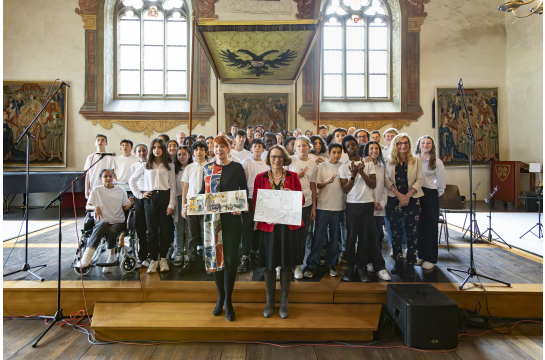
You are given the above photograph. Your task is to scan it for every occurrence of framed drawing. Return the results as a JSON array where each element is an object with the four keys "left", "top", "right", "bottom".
[
  {"left": 435, "top": 87, "right": 498, "bottom": 166},
  {"left": 224, "top": 93, "right": 288, "bottom": 133},
  {"left": 3, "top": 81, "right": 68, "bottom": 167}
]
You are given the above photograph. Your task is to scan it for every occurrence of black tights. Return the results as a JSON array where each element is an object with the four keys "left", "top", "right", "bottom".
[{"left": 213, "top": 265, "right": 237, "bottom": 314}]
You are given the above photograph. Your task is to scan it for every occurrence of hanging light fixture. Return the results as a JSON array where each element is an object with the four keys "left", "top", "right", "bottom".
[{"left": 498, "top": 0, "right": 543, "bottom": 18}]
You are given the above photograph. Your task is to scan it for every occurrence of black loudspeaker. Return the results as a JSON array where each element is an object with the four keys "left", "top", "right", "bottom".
[{"left": 387, "top": 284, "right": 458, "bottom": 349}]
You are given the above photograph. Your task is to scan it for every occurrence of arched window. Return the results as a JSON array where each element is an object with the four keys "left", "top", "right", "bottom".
[
  {"left": 116, "top": 0, "right": 188, "bottom": 98},
  {"left": 322, "top": 0, "right": 391, "bottom": 100}
]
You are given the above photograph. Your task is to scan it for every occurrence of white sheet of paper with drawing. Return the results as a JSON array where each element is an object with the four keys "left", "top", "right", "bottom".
[
  {"left": 187, "top": 190, "right": 248, "bottom": 215},
  {"left": 253, "top": 189, "right": 303, "bottom": 226}
]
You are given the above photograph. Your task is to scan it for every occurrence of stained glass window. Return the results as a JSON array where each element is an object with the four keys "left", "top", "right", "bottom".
[
  {"left": 322, "top": 0, "right": 390, "bottom": 100},
  {"left": 117, "top": 0, "right": 188, "bottom": 98}
]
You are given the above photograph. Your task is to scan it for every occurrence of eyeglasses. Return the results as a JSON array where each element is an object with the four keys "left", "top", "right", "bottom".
[
  {"left": 270, "top": 155, "right": 283, "bottom": 160},
  {"left": 397, "top": 141, "right": 409, "bottom": 146}
]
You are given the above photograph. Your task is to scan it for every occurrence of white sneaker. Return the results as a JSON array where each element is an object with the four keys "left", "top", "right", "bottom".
[
  {"left": 75, "top": 247, "right": 95, "bottom": 268},
  {"left": 102, "top": 255, "right": 116, "bottom": 274},
  {"left": 367, "top": 263, "right": 375, "bottom": 272},
  {"left": 136, "top": 259, "right": 143, "bottom": 269},
  {"left": 402, "top": 248, "right": 407, "bottom": 259},
  {"left": 147, "top": 260, "right": 158, "bottom": 273},
  {"left": 294, "top": 265, "right": 303, "bottom": 279},
  {"left": 329, "top": 266, "right": 338, "bottom": 277},
  {"left": 415, "top": 258, "right": 424, "bottom": 266},
  {"left": 142, "top": 258, "right": 151, "bottom": 268},
  {"left": 422, "top": 261, "right": 436, "bottom": 270},
  {"left": 276, "top": 266, "right": 281, "bottom": 280},
  {"left": 159, "top": 258, "right": 170, "bottom": 272},
  {"left": 377, "top": 270, "right": 391, "bottom": 281}
]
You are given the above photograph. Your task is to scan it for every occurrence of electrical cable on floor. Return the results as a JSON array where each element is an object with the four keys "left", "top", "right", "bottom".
[{"left": 3, "top": 211, "right": 27, "bottom": 270}]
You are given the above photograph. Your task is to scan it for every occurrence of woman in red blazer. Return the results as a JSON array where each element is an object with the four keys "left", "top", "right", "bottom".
[{"left": 252, "top": 144, "right": 304, "bottom": 320}]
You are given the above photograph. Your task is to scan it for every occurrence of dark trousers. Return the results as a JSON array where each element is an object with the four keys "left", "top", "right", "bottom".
[
  {"left": 134, "top": 198, "right": 148, "bottom": 261},
  {"left": 298, "top": 206, "right": 313, "bottom": 263},
  {"left": 241, "top": 205, "right": 258, "bottom": 257},
  {"left": 144, "top": 190, "right": 174, "bottom": 260},
  {"left": 374, "top": 216, "right": 385, "bottom": 248},
  {"left": 345, "top": 203, "right": 385, "bottom": 270},
  {"left": 306, "top": 210, "right": 342, "bottom": 269},
  {"left": 88, "top": 221, "right": 125, "bottom": 249},
  {"left": 386, "top": 197, "right": 421, "bottom": 264},
  {"left": 187, "top": 214, "right": 203, "bottom": 261},
  {"left": 417, "top": 188, "right": 439, "bottom": 264}
]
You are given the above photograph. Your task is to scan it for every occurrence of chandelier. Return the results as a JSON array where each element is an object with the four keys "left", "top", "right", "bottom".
[{"left": 498, "top": 0, "right": 543, "bottom": 18}]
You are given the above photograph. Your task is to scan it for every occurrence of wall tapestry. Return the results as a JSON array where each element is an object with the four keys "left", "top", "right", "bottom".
[
  {"left": 196, "top": 20, "right": 320, "bottom": 84},
  {"left": 225, "top": 93, "right": 288, "bottom": 133},
  {"left": 3, "top": 81, "right": 68, "bottom": 167},
  {"left": 435, "top": 88, "right": 498, "bottom": 166}
]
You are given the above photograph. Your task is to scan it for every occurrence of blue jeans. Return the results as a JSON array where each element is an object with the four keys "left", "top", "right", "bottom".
[
  {"left": 385, "top": 216, "right": 406, "bottom": 248},
  {"left": 306, "top": 210, "right": 342, "bottom": 269}
]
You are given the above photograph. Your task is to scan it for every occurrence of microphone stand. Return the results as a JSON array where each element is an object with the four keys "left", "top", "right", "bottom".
[
  {"left": 31, "top": 153, "right": 107, "bottom": 348},
  {"left": 4, "top": 80, "right": 70, "bottom": 281},
  {"left": 480, "top": 186, "right": 512, "bottom": 248},
  {"left": 447, "top": 78, "right": 511, "bottom": 290}
]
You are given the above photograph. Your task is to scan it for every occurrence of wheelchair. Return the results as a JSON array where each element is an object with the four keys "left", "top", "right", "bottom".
[{"left": 72, "top": 206, "right": 139, "bottom": 275}]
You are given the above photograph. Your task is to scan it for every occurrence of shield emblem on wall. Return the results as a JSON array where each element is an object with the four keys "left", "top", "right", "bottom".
[{"left": 495, "top": 165, "right": 510, "bottom": 182}]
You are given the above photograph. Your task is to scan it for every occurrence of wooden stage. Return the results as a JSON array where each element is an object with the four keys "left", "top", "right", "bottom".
[{"left": 3, "top": 217, "right": 543, "bottom": 341}]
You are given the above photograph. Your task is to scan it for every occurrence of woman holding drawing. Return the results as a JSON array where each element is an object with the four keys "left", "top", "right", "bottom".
[
  {"left": 252, "top": 144, "right": 305, "bottom": 319},
  {"left": 186, "top": 134, "right": 248, "bottom": 322}
]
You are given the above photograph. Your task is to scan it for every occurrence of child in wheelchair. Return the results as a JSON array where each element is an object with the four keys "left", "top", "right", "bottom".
[{"left": 75, "top": 168, "right": 134, "bottom": 273}]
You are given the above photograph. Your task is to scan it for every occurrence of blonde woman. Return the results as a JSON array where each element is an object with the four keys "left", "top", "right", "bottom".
[
  {"left": 385, "top": 134, "right": 423, "bottom": 277},
  {"left": 415, "top": 136, "right": 446, "bottom": 270}
]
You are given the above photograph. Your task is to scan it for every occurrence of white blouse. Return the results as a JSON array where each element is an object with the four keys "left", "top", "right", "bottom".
[
  {"left": 129, "top": 162, "right": 176, "bottom": 209},
  {"left": 421, "top": 157, "right": 446, "bottom": 196},
  {"left": 372, "top": 162, "right": 389, "bottom": 217}
]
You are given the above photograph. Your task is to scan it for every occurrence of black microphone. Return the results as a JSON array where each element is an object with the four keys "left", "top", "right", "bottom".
[
  {"left": 60, "top": 80, "right": 71, "bottom": 88},
  {"left": 457, "top": 78, "right": 463, "bottom": 92},
  {"left": 95, "top": 152, "right": 116, "bottom": 157}
]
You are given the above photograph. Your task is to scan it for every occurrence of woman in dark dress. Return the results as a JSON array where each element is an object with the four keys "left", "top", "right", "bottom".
[
  {"left": 253, "top": 145, "right": 304, "bottom": 319},
  {"left": 186, "top": 134, "right": 248, "bottom": 321}
]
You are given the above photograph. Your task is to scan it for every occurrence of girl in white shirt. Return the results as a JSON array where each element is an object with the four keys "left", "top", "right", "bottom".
[
  {"left": 129, "top": 138, "right": 176, "bottom": 274},
  {"left": 167, "top": 140, "right": 178, "bottom": 162},
  {"left": 172, "top": 145, "right": 193, "bottom": 267},
  {"left": 415, "top": 136, "right": 446, "bottom": 269},
  {"left": 131, "top": 143, "right": 149, "bottom": 267}
]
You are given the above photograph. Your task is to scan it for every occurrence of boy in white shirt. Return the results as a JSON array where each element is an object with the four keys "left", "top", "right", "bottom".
[
  {"left": 339, "top": 135, "right": 386, "bottom": 283},
  {"left": 331, "top": 128, "right": 349, "bottom": 163},
  {"left": 179, "top": 141, "right": 209, "bottom": 274},
  {"left": 84, "top": 134, "right": 116, "bottom": 199},
  {"left": 304, "top": 143, "right": 345, "bottom": 278},
  {"left": 77, "top": 168, "right": 134, "bottom": 273},
  {"left": 230, "top": 129, "right": 252, "bottom": 162},
  {"left": 239, "top": 138, "right": 269, "bottom": 273},
  {"left": 261, "top": 133, "right": 277, "bottom": 161},
  {"left": 114, "top": 139, "right": 140, "bottom": 183}
]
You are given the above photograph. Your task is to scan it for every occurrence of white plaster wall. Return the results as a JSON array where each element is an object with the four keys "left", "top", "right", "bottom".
[{"left": 505, "top": 12, "right": 543, "bottom": 163}]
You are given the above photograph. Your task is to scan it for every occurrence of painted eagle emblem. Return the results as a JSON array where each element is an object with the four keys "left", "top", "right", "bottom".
[{"left": 219, "top": 49, "right": 297, "bottom": 77}]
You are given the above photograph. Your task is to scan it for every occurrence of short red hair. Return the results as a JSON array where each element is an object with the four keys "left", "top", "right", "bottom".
[{"left": 213, "top": 134, "right": 230, "bottom": 148}]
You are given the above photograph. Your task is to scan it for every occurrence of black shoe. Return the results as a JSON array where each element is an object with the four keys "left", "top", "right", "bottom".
[
  {"left": 179, "top": 261, "right": 195, "bottom": 274},
  {"left": 212, "top": 306, "right": 223, "bottom": 316},
  {"left": 342, "top": 267, "right": 355, "bottom": 282},
  {"left": 238, "top": 257, "right": 249, "bottom": 273},
  {"left": 390, "top": 260, "right": 403, "bottom": 275},
  {"left": 249, "top": 251, "right": 259, "bottom": 267},
  {"left": 225, "top": 312, "right": 235, "bottom": 321},
  {"left": 406, "top": 264, "right": 415, "bottom": 278},
  {"left": 356, "top": 267, "right": 370, "bottom": 283}
]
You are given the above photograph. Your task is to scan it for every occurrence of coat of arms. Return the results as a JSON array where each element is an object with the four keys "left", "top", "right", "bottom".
[{"left": 495, "top": 164, "right": 510, "bottom": 182}]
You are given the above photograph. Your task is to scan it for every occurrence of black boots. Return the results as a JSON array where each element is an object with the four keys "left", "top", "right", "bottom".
[
  {"left": 279, "top": 268, "right": 291, "bottom": 319},
  {"left": 356, "top": 266, "right": 370, "bottom": 283},
  {"left": 263, "top": 269, "right": 276, "bottom": 318},
  {"left": 390, "top": 260, "right": 403, "bottom": 275},
  {"left": 342, "top": 266, "right": 355, "bottom": 281},
  {"left": 406, "top": 264, "right": 415, "bottom": 277}
]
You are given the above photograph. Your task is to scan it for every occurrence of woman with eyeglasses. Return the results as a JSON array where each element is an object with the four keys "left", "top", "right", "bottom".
[
  {"left": 384, "top": 134, "right": 423, "bottom": 277},
  {"left": 253, "top": 145, "right": 304, "bottom": 319}
]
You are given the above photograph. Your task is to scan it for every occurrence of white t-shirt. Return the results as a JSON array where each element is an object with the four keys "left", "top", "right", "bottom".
[
  {"left": 175, "top": 168, "right": 185, "bottom": 197},
  {"left": 261, "top": 150, "right": 268, "bottom": 161},
  {"left": 287, "top": 155, "right": 318, "bottom": 207},
  {"left": 114, "top": 154, "right": 140, "bottom": 183},
  {"left": 84, "top": 153, "right": 116, "bottom": 191},
  {"left": 231, "top": 149, "right": 252, "bottom": 162},
  {"left": 181, "top": 160, "right": 208, "bottom": 199},
  {"left": 382, "top": 147, "right": 390, "bottom": 159},
  {"left": 242, "top": 157, "right": 270, "bottom": 199},
  {"left": 339, "top": 160, "right": 376, "bottom": 203},
  {"left": 87, "top": 185, "right": 129, "bottom": 224},
  {"left": 340, "top": 152, "right": 349, "bottom": 164},
  {"left": 316, "top": 162, "right": 345, "bottom": 211}
]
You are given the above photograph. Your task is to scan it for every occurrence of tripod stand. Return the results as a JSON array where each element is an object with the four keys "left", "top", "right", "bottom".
[
  {"left": 520, "top": 191, "right": 543, "bottom": 239},
  {"left": 3, "top": 79, "right": 70, "bottom": 281},
  {"left": 479, "top": 186, "right": 512, "bottom": 248},
  {"left": 447, "top": 78, "right": 511, "bottom": 290},
  {"left": 31, "top": 153, "right": 106, "bottom": 347},
  {"left": 462, "top": 192, "right": 485, "bottom": 243}
]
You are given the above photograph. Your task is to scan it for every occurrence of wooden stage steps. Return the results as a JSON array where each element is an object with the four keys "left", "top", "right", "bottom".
[{"left": 91, "top": 302, "right": 382, "bottom": 341}]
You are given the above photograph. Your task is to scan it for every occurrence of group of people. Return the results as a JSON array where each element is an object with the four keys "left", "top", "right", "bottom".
[{"left": 76, "top": 123, "right": 446, "bottom": 322}]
